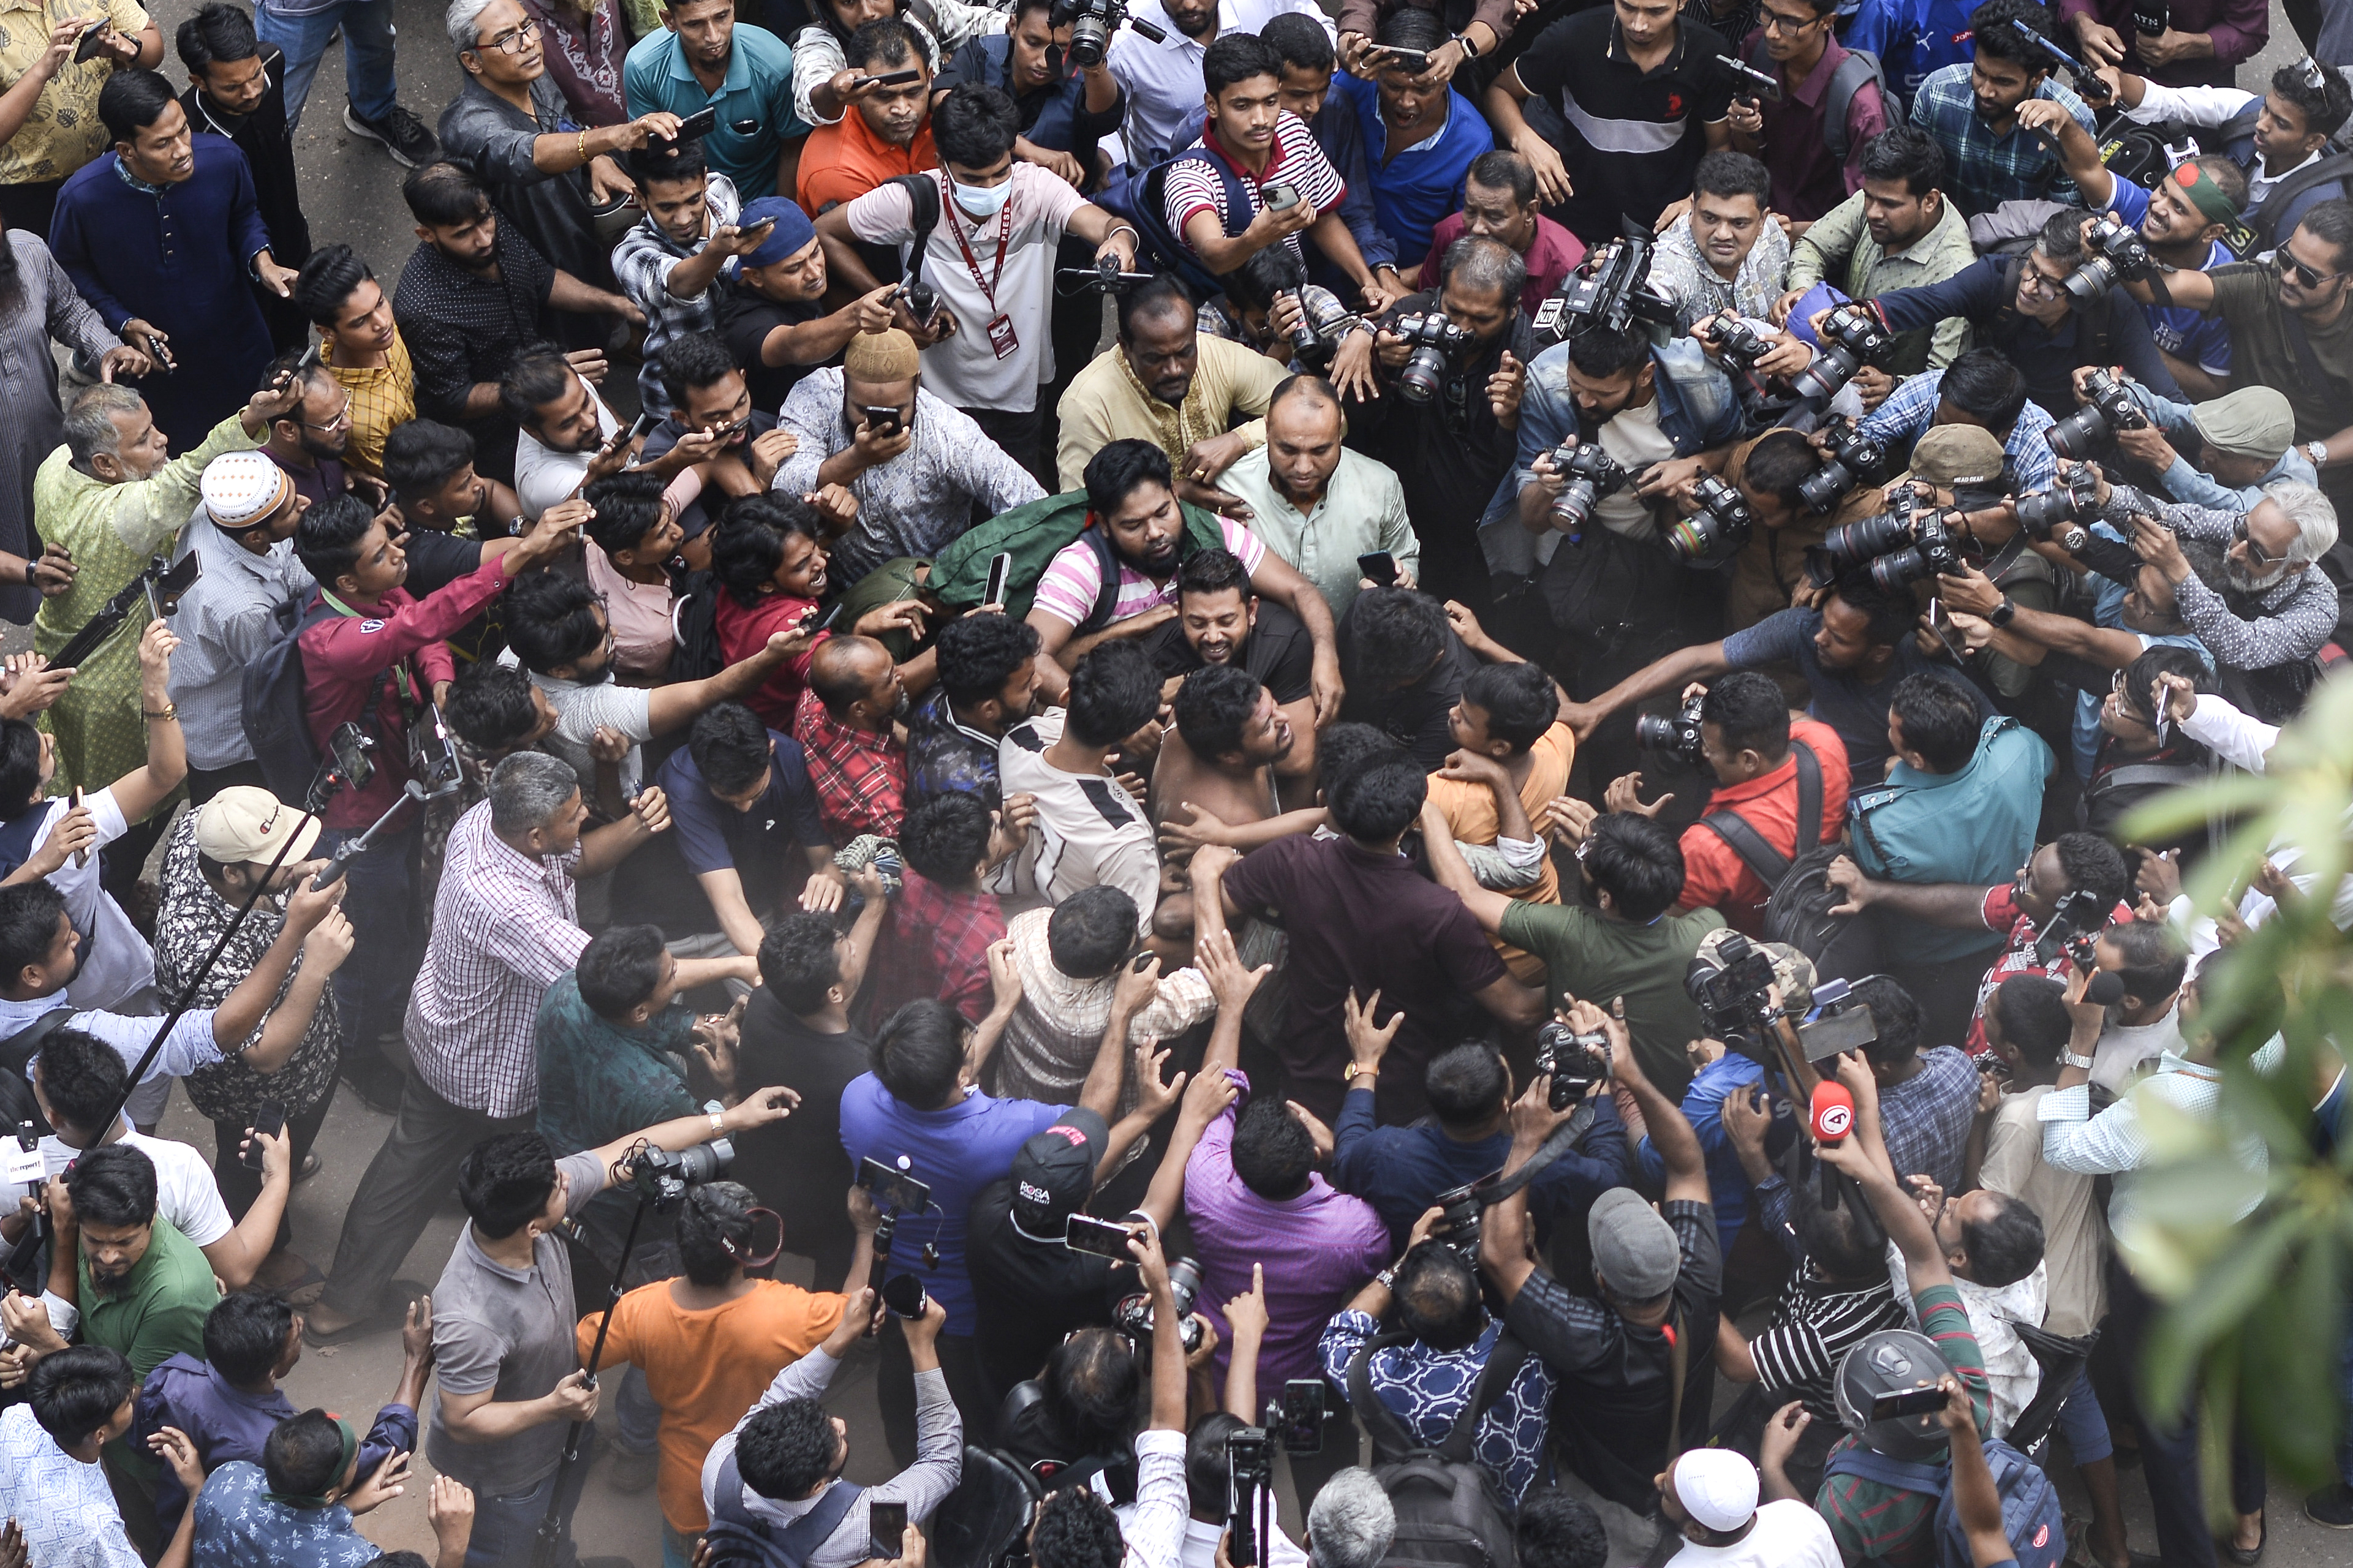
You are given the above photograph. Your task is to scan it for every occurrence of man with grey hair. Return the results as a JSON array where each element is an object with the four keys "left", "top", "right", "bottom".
[
  {"left": 2094, "top": 473, "right": 2341, "bottom": 682},
  {"left": 304, "top": 750, "right": 754, "bottom": 1346},
  {"left": 1304, "top": 1468, "right": 1397, "bottom": 1568}
]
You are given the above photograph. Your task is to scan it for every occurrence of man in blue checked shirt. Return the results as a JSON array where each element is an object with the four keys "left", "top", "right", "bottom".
[
  {"left": 1319, "top": 1216, "right": 1558, "bottom": 1504},
  {"left": 1904, "top": 0, "right": 2097, "bottom": 217},
  {"left": 1857, "top": 348, "right": 2060, "bottom": 499}
]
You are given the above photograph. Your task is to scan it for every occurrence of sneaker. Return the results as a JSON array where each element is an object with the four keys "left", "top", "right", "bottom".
[
  {"left": 606, "top": 1444, "right": 659, "bottom": 1494},
  {"left": 342, "top": 101, "right": 439, "bottom": 168},
  {"left": 2308, "top": 1483, "right": 2353, "bottom": 1529}
]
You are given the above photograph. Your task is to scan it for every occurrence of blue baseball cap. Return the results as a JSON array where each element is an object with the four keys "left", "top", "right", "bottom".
[{"left": 739, "top": 198, "right": 817, "bottom": 267}]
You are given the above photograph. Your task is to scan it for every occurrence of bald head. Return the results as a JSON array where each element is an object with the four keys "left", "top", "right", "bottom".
[
  {"left": 1264, "top": 374, "right": 1346, "bottom": 504},
  {"left": 810, "top": 635, "right": 904, "bottom": 731}
]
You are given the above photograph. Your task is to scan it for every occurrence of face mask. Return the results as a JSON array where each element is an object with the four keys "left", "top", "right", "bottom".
[{"left": 953, "top": 177, "right": 1012, "bottom": 219}]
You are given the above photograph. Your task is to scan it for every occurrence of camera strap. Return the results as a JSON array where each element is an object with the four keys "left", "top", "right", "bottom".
[
  {"left": 1696, "top": 739, "right": 1822, "bottom": 888},
  {"left": 1481, "top": 1101, "right": 1599, "bottom": 1204}
]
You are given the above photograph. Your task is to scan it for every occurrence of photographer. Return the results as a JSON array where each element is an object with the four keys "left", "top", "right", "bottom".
[
  {"left": 1780, "top": 127, "right": 1976, "bottom": 382},
  {"left": 1854, "top": 347, "right": 2061, "bottom": 500},
  {"left": 2103, "top": 381, "right": 2316, "bottom": 513},
  {"left": 1851, "top": 210, "right": 2186, "bottom": 420},
  {"left": 1823, "top": 829, "right": 2132, "bottom": 1054},
  {"left": 1327, "top": 989, "right": 1627, "bottom": 1246},
  {"left": 1715, "top": 429, "right": 1888, "bottom": 633},
  {"left": 1479, "top": 998, "right": 1720, "bottom": 1517},
  {"left": 1318, "top": 1214, "right": 1559, "bottom": 1504},
  {"left": 1350, "top": 236, "right": 1536, "bottom": 611},
  {"left": 1200, "top": 251, "right": 1379, "bottom": 404}
]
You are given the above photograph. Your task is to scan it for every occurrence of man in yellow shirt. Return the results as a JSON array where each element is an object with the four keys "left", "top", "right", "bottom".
[{"left": 292, "top": 243, "right": 415, "bottom": 481}]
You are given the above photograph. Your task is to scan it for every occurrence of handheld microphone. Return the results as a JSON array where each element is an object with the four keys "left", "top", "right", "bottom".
[
  {"left": 2083, "top": 971, "right": 2126, "bottom": 1008},
  {"left": 1810, "top": 1082, "right": 1855, "bottom": 1209}
]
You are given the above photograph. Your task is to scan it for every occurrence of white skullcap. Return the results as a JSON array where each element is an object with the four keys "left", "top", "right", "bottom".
[
  {"left": 202, "top": 451, "right": 291, "bottom": 529},
  {"left": 1672, "top": 1449, "right": 1759, "bottom": 1534}
]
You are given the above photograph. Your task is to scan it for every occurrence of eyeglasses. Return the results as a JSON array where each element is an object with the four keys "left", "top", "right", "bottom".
[
  {"left": 301, "top": 401, "right": 353, "bottom": 433},
  {"left": 2232, "top": 515, "right": 2279, "bottom": 567},
  {"left": 2282, "top": 252, "right": 2346, "bottom": 290},
  {"left": 477, "top": 16, "right": 539, "bottom": 54},
  {"left": 2019, "top": 265, "right": 2069, "bottom": 298},
  {"left": 1760, "top": 9, "right": 1819, "bottom": 31}
]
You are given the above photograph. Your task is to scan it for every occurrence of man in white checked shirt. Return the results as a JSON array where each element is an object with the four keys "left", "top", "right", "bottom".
[{"left": 304, "top": 752, "right": 757, "bottom": 1344}]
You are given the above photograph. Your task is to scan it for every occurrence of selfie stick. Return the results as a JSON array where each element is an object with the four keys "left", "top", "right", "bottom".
[{"left": 307, "top": 780, "right": 431, "bottom": 891}]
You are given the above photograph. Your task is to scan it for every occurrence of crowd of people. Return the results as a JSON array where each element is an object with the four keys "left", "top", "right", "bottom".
[{"left": 0, "top": 0, "right": 2346, "bottom": 1564}]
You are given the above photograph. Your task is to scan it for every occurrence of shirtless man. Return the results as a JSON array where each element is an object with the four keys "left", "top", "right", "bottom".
[
  {"left": 1148, "top": 665, "right": 1295, "bottom": 946},
  {"left": 1147, "top": 547, "right": 1321, "bottom": 810}
]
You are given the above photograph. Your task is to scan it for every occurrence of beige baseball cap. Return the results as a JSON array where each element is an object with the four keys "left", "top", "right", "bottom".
[{"left": 194, "top": 787, "right": 321, "bottom": 865}]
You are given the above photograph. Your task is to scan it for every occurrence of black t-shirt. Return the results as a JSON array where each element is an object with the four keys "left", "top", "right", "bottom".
[
  {"left": 733, "top": 989, "right": 871, "bottom": 1281},
  {"left": 1336, "top": 619, "right": 1482, "bottom": 771},
  {"left": 720, "top": 282, "right": 828, "bottom": 415},
  {"left": 613, "top": 732, "right": 829, "bottom": 938},
  {"left": 1143, "top": 597, "right": 1314, "bottom": 704},
  {"left": 398, "top": 529, "right": 504, "bottom": 662},
  {"left": 1513, "top": 9, "right": 1734, "bottom": 243},
  {"left": 967, "top": 1177, "right": 1131, "bottom": 1400}
]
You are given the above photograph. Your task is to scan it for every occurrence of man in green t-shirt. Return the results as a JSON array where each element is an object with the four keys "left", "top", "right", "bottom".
[{"left": 1426, "top": 806, "right": 1723, "bottom": 1096}]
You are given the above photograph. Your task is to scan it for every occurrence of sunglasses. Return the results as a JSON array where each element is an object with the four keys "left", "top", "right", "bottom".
[
  {"left": 2282, "top": 253, "right": 2347, "bottom": 290},
  {"left": 2232, "top": 515, "right": 2278, "bottom": 567}
]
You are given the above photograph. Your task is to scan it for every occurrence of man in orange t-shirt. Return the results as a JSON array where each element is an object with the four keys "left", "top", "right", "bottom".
[
  {"left": 797, "top": 20, "right": 939, "bottom": 214},
  {"left": 583, "top": 1181, "right": 878, "bottom": 1563},
  {"left": 1424, "top": 661, "right": 1576, "bottom": 984}
]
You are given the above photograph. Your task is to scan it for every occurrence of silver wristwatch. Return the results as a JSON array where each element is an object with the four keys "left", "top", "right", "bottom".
[
  {"left": 2060, "top": 1050, "right": 2096, "bottom": 1071},
  {"left": 2307, "top": 440, "right": 2330, "bottom": 469}
]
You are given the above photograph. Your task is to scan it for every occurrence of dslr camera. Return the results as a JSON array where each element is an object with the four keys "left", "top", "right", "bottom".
[
  {"left": 1547, "top": 441, "right": 1631, "bottom": 543},
  {"left": 1791, "top": 303, "right": 1893, "bottom": 402},
  {"left": 2066, "top": 216, "right": 2155, "bottom": 306},
  {"left": 1666, "top": 475, "right": 1758, "bottom": 563},
  {"left": 1114, "top": 1256, "right": 1204, "bottom": 1353},
  {"left": 1428, "top": 1172, "right": 1500, "bottom": 1260},
  {"left": 1389, "top": 312, "right": 1479, "bottom": 405},
  {"left": 2012, "top": 462, "right": 2102, "bottom": 552},
  {"left": 1797, "top": 417, "right": 1890, "bottom": 514},
  {"left": 1049, "top": 0, "right": 1165, "bottom": 67},
  {"left": 1634, "top": 687, "right": 1707, "bottom": 766},
  {"left": 2045, "top": 368, "right": 2150, "bottom": 461},
  {"left": 1706, "top": 315, "right": 1775, "bottom": 374},
  {"left": 627, "top": 1138, "right": 732, "bottom": 1208},
  {"left": 1822, "top": 507, "right": 1965, "bottom": 592},
  {"left": 1533, "top": 1020, "right": 1612, "bottom": 1109},
  {"left": 1277, "top": 286, "right": 1356, "bottom": 368}
]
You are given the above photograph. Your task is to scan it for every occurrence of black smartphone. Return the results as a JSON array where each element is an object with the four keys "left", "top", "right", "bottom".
[
  {"left": 1277, "top": 1380, "right": 1327, "bottom": 1455},
  {"left": 241, "top": 1101, "right": 285, "bottom": 1171},
  {"left": 852, "top": 67, "right": 923, "bottom": 88},
  {"left": 867, "top": 1500, "right": 908, "bottom": 1561},
  {"left": 619, "top": 409, "right": 659, "bottom": 446},
  {"left": 861, "top": 404, "right": 904, "bottom": 437},
  {"left": 738, "top": 214, "right": 777, "bottom": 239},
  {"left": 674, "top": 105, "right": 719, "bottom": 138},
  {"left": 1371, "top": 44, "right": 1429, "bottom": 72},
  {"left": 857, "top": 1155, "right": 931, "bottom": 1213},
  {"left": 72, "top": 19, "right": 112, "bottom": 62},
  {"left": 1356, "top": 551, "right": 1399, "bottom": 587},
  {"left": 983, "top": 551, "right": 1013, "bottom": 609},
  {"left": 818, "top": 600, "right": 848, "bottom": 633},
  {"left": 880, "top": 1271, "right": 929, "bottom": 1319},
  {"left": 1063, "top": 1214, "right": 1141, "bottom": 1259},
  {"left": 1869, "top": 1386, "right": 1950, "bottom": 1421}
]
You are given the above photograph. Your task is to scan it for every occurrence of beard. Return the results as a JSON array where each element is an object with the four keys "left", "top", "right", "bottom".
[{"left": 2226, "top": 557, "right": 2289, "bottom": 594}]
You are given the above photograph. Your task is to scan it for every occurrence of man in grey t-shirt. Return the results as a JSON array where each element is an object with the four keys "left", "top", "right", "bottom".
[{"left": 424, "top": 1094, "right": 797, "bottom": 1568}]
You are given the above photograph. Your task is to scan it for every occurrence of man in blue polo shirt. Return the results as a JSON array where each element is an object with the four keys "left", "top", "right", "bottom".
[
  {"left": 1326, "top": 10, "right": 1492, "bottom": 265},
  {"left": 624, "top": 0, "right": 806, "bottom": 201}
]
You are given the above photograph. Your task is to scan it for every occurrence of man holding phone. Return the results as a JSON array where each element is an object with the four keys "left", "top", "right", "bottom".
[{"left": 622, "top": 0, "right": 807, "bottom": 202}]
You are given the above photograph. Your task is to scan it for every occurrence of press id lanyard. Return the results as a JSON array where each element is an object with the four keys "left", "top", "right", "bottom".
[{"left": 943, "top": 172, "right": 1019, "bottom": 360}]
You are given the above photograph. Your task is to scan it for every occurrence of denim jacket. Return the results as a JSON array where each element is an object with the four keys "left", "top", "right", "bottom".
[{"left": 1480, "top": 335, "right": 1744, "bottom": 575}]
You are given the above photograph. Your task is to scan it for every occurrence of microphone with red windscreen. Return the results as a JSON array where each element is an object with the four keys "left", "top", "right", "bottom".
[{"left": 1810, "top": 1082, "right": 1856, "bottom": 1207}]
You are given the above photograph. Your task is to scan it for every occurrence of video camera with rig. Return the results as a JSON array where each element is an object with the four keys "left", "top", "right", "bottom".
[{"left": 1532, "top": 221, "right": 1677, "bottom": 346}]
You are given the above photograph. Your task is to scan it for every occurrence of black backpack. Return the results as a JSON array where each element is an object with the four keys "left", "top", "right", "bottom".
[
  {"left": 1349, "top": 1332, "right": 1524, "bottom": 1568},
  {"left": 703, "top": 1452, "right": 866, "bottom": 1568},
  {"left": 240, "top": 595, "right": 391, "bottom": 805},
  {"left": 1694, "top": 740, "right": 1880, "bottom": 980}
]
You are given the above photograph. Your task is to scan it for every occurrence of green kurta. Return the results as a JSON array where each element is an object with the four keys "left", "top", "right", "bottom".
[{"left": 31, "top": 411, "right": 261, "bottom": 793}]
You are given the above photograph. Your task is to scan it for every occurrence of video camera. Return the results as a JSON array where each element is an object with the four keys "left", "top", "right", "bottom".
[
  {"left": 1112, "top": 1255, "right": 1204, "bottom": 1353},
  {"left": 2068, "top": 216, "right": 2153, "bottom": 306},
  {"left": 1797, "top": 417, "right": 1890, "bottom": 514},
  {"left": 1532, "top": 225, "right": 1677, "bottom": 344},
  {"left": 1049, "top": 0, "right": 1163, "bottom": 67},
  {"left": 1533, "top": 1020, "right": 1611, "bottom": 1109},
  {"left": 625, "top": 1137, "right": 732, "bottom": 1209},
  {"left": 2046, "top": 369, "right": 2150, "bottom": 461},
  {"left": 1821, "top": 506, "right": 1966, "bottom": 592},
  {"left": 1547, "top": 442, "right": 1632, "bottom": 543},
  {"left": 2033, "top": 888, "right": 2110, "bottom": 967},
  {"left": 1686, "top": 931, "right": 1783, "bottom": 1055},
  {"left": 2013, "top": 462, "right": 2102, "bottom": 552},
  {"left": 1636, "top": 687, "right": 1707, "bottom": 766},
  {"left": 1666, "top": 475, "right": 1757, "bottom": 564},
  {"left": 1389, "top": 312, "right": 1478, "bottom": 404},
  {"left": 1791, "top": 303, "right": 1894, "bottom": 403},
  {"left": 1225, "top": 1426, "right": 1275, "bottom": 1568}
]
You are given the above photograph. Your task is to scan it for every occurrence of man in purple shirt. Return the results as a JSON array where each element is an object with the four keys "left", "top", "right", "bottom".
[
  {"left": 2058, "top": 0, "right": 2268, "bottom": 88},
  {"left": 1728, "top": 0, "right": 1894, "bottom": 221},
  {"left": 839, "top": 987, "right": 1135, "bottom": 1465},
  {"left": 1191, "top": 755, "right": 1538, "bottom": 1126},
  {"left": 134, "top": 1287, "right": 430, "bottom": 1539}
]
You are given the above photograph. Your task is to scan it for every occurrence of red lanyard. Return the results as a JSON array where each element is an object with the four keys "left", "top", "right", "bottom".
[{"left": 942, "top": 171, "right": 1013, "bottom": 311}]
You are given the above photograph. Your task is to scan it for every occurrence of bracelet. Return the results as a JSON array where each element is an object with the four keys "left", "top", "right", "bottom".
[
  {"left": 1375, "top": 1267, "right": 1397, "bottom": 1290},
  {"left": 2060, "top": 1050, "right": 2096, "bottom": 1071},
  {"left": 142, "top": 704, "right": 177, "bottom": 722},
  {"left": 576, "top": 129, "right": 590, "bottom": 166},
  {"left": 19, "top": 560, "right": 31, "bottom": 588}
]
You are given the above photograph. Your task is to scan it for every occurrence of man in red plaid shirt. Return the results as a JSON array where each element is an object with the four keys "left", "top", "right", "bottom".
[
  {"left": 866, "top": 794, "right": 1033, "bottom": 1024},
  {"left": 794, "top": 636, "right": 910, "bottom": 843}
]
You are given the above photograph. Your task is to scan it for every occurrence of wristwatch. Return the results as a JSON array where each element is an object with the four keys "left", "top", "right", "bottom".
[
  {"left": 1988, "top": 597, "right": 2018, "bottom": 628},
  {"left": 1452, "top": 31, "right": 1480, "bottom": 58},
  {"left": 2306, "top": 440, "right": 2331, "bottom": 470},
  {"left": 1344, "top": 1060, "right": 1380, "bottom": 1084},
  {"left": 2060, "top": 1050, "right": 2096, "bottom": 1071},
  {"left": 1375, "top": 1267, "right": 1398, "bottom": 1291}
]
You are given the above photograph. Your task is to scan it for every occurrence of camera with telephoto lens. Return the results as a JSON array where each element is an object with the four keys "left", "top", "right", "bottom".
[
  {"left": 1822, "top": 506, "right": 1966, "bottom": 591},
  {"left": 1797, "top": 417, "right": 1890, "bottom": 514},
  {"left": 2032, "top": 888, "right": 2110, "bottom": 966},
  {"left": 1533, "top": 1020, "right": 1612, "bottom": 1109},
  {"left": 1113, "top": 1256, "right": 1204, "bottom": 1352},
  {"left": 2045, "top": 368, "right": 2150, "bottom": 461},
  {"left": 1707, "top": 315, "right": 1775, "bottom": 373},
  {"left": 1634, "top": 688, "right": 1707, "bottom": 766},
  {"left": 627, "top": 1138, "right": 733, "bottom": 1208},
  {"left": 2066, "top": 216, "right": 2155, "bottom": 306},
  {"left": 1667, "top": 475, "right": 1758, "bottom": 563},
  {"left": 1429, "top": 1172, "right": 1498, "bottom": 1259},
  {"left": 1686, "top": 930, "right": 1781, "bottom": 1039},
  {"left": 1791, "top": 303, "right": 1893, "bottom": 402},
  {"left": 2012, "top": 462, "right": 2102, "bottom": 552},
  {"left": 1390, "top": 312, "right": 1479, "bottom": 405},
  {"left": 1049, "top": 0, "right": 1164, "bottom": 67},
  {"left": 1547, "top": 441, "right": 1631, "bottom": 543}
]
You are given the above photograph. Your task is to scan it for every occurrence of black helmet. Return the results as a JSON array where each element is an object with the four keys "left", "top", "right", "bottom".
[{"left": 1834, "top": 1329, "right": 1951, "bottom": 1463}]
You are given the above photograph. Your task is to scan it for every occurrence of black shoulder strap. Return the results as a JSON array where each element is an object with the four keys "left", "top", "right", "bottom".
[
  {"left": 2252, "top": 151, "right": 2353, "bottom": 247},
  {"left": 1697, "top": 739, "right": 1820, "bottom": 887},
  {"left": 1079, "top": 526, "right": 1124, "bottom": 635},
  {"left": 2085, "top": 760, "right": 2202, "bottom": 796},
  {"left": 0, "top": 1008, "right": 75, "bottom": 1083},
  {"left": 891, "top": 173, "right": 943, "bottom": 285},
  {"left": 716, "top": 1453, "right": 866, "bottom": 1568},
  {"left": 1436, "top": 1332, "right": 1530, "bottom": 1465},
  {"left": 1348, "top": 1333, "right": 1423, "bottom": 1461}
]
